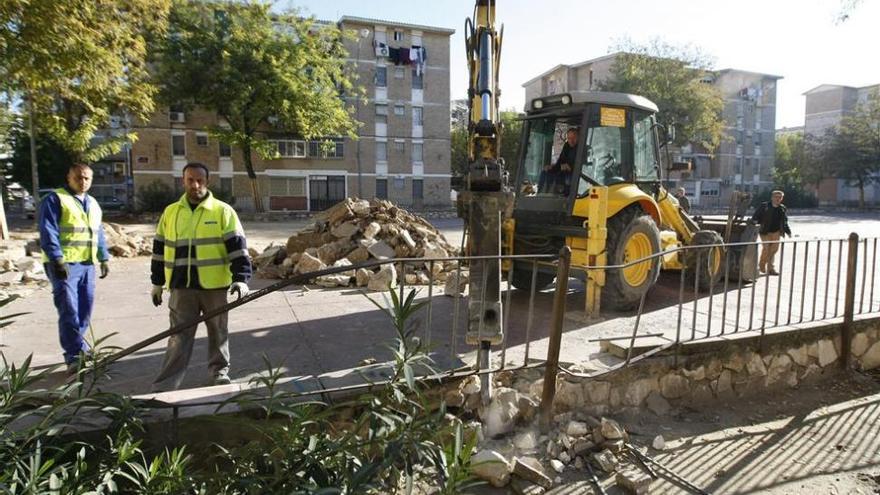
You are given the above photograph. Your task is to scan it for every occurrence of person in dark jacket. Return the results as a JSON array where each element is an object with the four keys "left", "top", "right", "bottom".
[
  {"left": 675, "top": 187, "right": 691, "bottom": 212},
  {"left": 751, "top": 190, "right": 791, "bottom": 275},
  {"left": 538, "top": 127, "right": 578, "bottom": 195}
]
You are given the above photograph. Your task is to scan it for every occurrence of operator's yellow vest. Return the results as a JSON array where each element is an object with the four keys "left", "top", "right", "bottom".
[
  {"left": 42, "top": 188, "right": 102, "bottom": 264},
  {"left": 157, "top": 192, "right": 241, "bottom": 289}
]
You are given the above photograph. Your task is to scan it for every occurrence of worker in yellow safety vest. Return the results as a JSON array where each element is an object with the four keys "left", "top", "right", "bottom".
[
  {"left": 149, "top": 162, "right": 252, "bottom": 390},
  {"left": 39, "top": 163, "right": 111, "bottom": 374}
]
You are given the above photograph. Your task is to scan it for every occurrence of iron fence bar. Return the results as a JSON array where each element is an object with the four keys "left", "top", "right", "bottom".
[
  {"left": 843, "top": 233, "right": 859, "bottom": 369},
  {"left": 692, "top": 252, "right": 701, "bottom": 340},
  {"left": 835, "top": 241, "right": 843, "bottom": 317},
  {"left": 477, "top": 259, "right": 489, "bottom": 364},
  {"left": 748, "top": 249, "right": 757, "bottom": 331},
  {"left": 677, "top": 264, "right": 686, "bottom": 340},
  {"left": 860, "top": 238, "right": 868, "bottom": 314},
  {"left": 706, "top": 250, "right": 716, "bottom": 338},
  {"left": 426, "top": 261, "right": 434, "bottom": 345},
  {"left": 524, "top": 260, "right": 538, "bottom": 364},
  {"left": 870, "top": 238, "right": 877, "bottom": 313},
  {"left": 450, "top": 259, "right": 463, "bottom": 367},
  {"left": 798, "top": 241, "right": 809, "bottom": 324},
  {"left": 761, "top": 249, "right": 771, "bottom": 331},
  {"left": 540, "top": 247, "right": 571, "bottom": 431},
  {"left": 720, "top": 247, "right": 731, "bottom": 335},
  {"left": 588, "top": 333, "right": 665, "bottom": 342},
  {"left": 735, "top": 250, "right": 744, "bottom": 333},
  {"left": 626, "top": 292, "right": 648, "bottom": 365},
  {"left": 787, "top": 242, "right": 797, "bottom": 324},
  {"left": 823, "top": 240, "right": 831, "bottom": 320},
  {"left": 500, "top": 260, "right": 513, "bottom": 368},
  {"left": 811, "top": 240, "right": 820, "bottom": 322},
  {"left": 399, "top": 260, "right": 405, "bottom": 306},
  {"left": 774, "top": 241, "right": 785, "bottom": 327}
]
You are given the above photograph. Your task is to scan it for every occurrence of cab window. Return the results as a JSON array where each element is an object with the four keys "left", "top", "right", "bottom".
[
  {"left": 519, "top": 117, "right": 580, "bottom": 197},
  {"left": 577, "top": 106, "right": 633, "bottom": 196},
  {"left": 633, "top": 111, "right": 659, "bottom": 182}
]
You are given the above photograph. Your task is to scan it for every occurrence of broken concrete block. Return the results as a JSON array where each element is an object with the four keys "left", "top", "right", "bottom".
[
  {"left": 404, "top": 273, "right": 418, "bottom": 285},
  {"left": 510, "top": 477, "right": 545, "bottom": 495},
  {"left": 331, "top": 221, "right": 359, "bottom": 239},
  {"left": 332, "top": 258, "right": 355, "bottom": 277},
  {"left": 315, "top": 274, "right": 350, "bottom": 287},
  {"left": 514, "top": 429, "right": 539, "bottom": 451},
  {"left": 483, "top": 388, "right": 520, "bottom": 438},
  {"left": 512, "top": 457, "right": 552, "bottom": 489},
  {"left": 549, "top": 459, "right": 564, "bottom": 473},
  {"left": 367, "top": 264, "right": 397, "bottom": 291},
  {"left": 346, "top": 246, "right": 370, "bottom": 264},
  {"left": 355, "top": 268, "right": 371, "bottom": 287},
  {"left": 600, "top": 418, "right": 626, "bottom": 440},
  {"left": 294, "top": 252, "right": 325, "bottom": 275},
  {"left": 616, "top": 465, "right": 653, "bottom": 494},
  {"left": 14, "top": 257, "right": 42, "bottom": 274},
  {"left": 592, "top": 449, "right": 619, "bottom": 473},
  {"left": 566, "top": 420, "right": 589, "bottom": 437},
  {"left": 350, "top": 199, "right": 370, "bottom": 216},
  {"left": 399, "top": 229, "right": 416, "bottom": 249},
  {"left": 367, "top": 240, "right": 395, "bottom": 260},
  {"left": 423, "top": 242, "right": 448, "bottom": 259},
  {"left": 572, "top": 438, "right": 595, "bottom": 457},
  {"left": 471, "top": 450, "right": 511, "bottom": 488},
  {"left": 362, "top": 222, "right": 381, "bottom": 240},
  {"left": 652, "top": 435, "right": 666, "bottom": 451},
  {"left": 443, "top": 271, "right": 469, "bottom": 297},
  {"left": 557, "top": 451, "right": 571, "bottom": 464}
]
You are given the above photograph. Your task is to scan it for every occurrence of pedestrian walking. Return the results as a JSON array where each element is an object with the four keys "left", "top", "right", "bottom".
[
  {"left": 675, "top": 187, "right": 690, "bottom": 212},
  {"left": 39, "top": 163, "right": 111, "bottom": 374},
  {"left": 150, "top": 162, "right": 252, "bottom": 391},
  {"left": 751, "top": 190, "right": 791, "bottom": 275}
]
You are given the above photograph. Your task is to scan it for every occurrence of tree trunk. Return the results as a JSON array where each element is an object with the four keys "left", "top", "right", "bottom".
[
  {"left": 859, "top": 179, "right": 865, "bottom": 209},
  {"left": 28, "top": 98, "right": 40, "bottom": 227},
  {"left": 242, "top": 140, "right": 263, "bottom": 213}
]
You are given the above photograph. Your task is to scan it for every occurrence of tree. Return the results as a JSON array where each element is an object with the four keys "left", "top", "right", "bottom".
[
  {"left": 449, "top": 101, "right": 522, "bottom": 180},
  {"left": 5, "top": 122, "right": 77, "bottom": 191},
  {"left": 154, "top": 1, "right": 359, "bottom": 212},
  {"left": 0, "top": 0, "right": 170, "bottom": 163},
  {"left": 599, "top": 39, "right": 725, "bottom": 152}
]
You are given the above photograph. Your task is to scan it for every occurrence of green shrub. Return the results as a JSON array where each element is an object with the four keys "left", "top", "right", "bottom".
[
  {"left": 136, "top": 180, "right": 178, "bottom": 212},
  {"left": 751, "top": 185, "right": 818, "bottom": 209}
]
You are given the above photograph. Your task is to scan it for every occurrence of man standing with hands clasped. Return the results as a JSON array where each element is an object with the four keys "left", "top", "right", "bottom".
[
  {"left": 751, "top": 189, "right": 792, "bottom": 276},
  {"left": 150, "top": 162, "right": 252, "bottom": 390},
  {"left": 40, "top": 163, "right": 111, "bottom": 375}
]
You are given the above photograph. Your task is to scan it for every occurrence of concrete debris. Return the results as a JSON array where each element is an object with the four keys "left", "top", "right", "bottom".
[
  {"left": 549, "top": 459, "right": 565, "bottom": 473},
  {"left": 617, "top": 464, "right": 653, "bottom": 494},
  {"left": 252, "top": 198, "right": 460, "bottom": 287},
  {"left": 444, "top": 270, "right": 469, "bottom": 297},
  {"left": 367, "top": 264, "right": 397, "bottom": 292},
  {"left": 566, "top": 420, "right": 589, "bottom": 437},
  {"left": 512, "top": 457, "right": 553, "bottom": 489},
  {"left": 514, "top": 430, "right": 540, "bottom": 451},
  {"left": 471, "top": 450, "right": 511, "bottom": 488},
  {"left": 572, "top": 438, "right": 596, "bottom": 457},
  {"left": 483, "top": 387, "right": 521, "bottom": 438},
  {"left": 652, "top": 435, "right": 666, "bottom": 451},
  {"left": 557, "top": 451, "right": 571, "bottom": 464},
  {"left": 600, "top": 417, "right": 626, "bottom": 441},
  {"left": 592, "top": 449, "right": 619, "bottom": 473},
  {"left": 510, "top": 477, "right": 545, "bottom": 495},
  {"left": 102, "top": 223, "right": 153, "bottom": 257}
]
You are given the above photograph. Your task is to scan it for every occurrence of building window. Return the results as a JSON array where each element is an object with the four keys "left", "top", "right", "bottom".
[
  {"left": 754, "top": 133, "right": 762, "bottom": 146},
  {"left": 412, "top": 68, "right": 423, "bottom": 89},
  {"left": 393, "top": 177, "right": 405, "bottom": 190},
  {"left": 754, "top": 108, "right": 762, "bottom": 130},
  {"left": 394, "top": 104, "right": 405, "bottom": 116},
  {"left": 376, "top": 104, "right": 388, "bottom": 124},
  {"left": 736, "top": 116, "right": 744, "bottom": 130},
  {"left": 376, "top": 66, "right": 387, "bottom": 87},
  {"left": 412, "top": 142, "right": 423, "bottom": 162},
  {"left": 196, "top": 133, "right": 208, "bottom": 147},
  {"left": 219, "top": 141, "right": 232, "bottom": 157},
  {"left": 412, "top": 107, "right": 423, "bottom": 126},
  {"left": 308, "top": 138, "right": 344, "bottom": 159},
  {"left": 273, "top": 140, "right": 307, "bottom": 158},
  {"left": 393, "top": 30, "right": 404, "bottom": 41},
  {"left": 412, "top": 179, "right": 423, "bottom": 199},
  {"left": 270, "top": 177, "right": 306, "bottom": 196},
  {"left": 376, "top": 178, "right": 388, "bottom": 199},
  {"left": 376, "top": 141, "right": 387, "bottom": 162},
  {"left": 394, "top": 140, "right": 405, "bottom": 152},
  {"left": 172, "top": 134, "right": 186, "bottom": 157},
  {"left": 394, "top": 67, "right": 405, "bottom": 79}
]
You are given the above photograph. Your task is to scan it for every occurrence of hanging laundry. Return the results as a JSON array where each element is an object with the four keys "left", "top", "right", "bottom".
[
  {"left": 400, "top": 47, "right": 412, "bottom": 65},
  {"left": 389, "top": 46, "right": 401, "bottom": 65},
  {"left": 411, "top": 46, "right": 427, "bottom": 76}
]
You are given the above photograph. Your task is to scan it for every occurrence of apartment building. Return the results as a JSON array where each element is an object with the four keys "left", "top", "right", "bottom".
[
  {"left": 129, "top": 16, "right": 454, "bottom": 212},
  {"left": 804, "top": 83, "right": 880, "bottom": 206},
  {"left": 522, "top": 55, "right": 781, "bottom": 207}
]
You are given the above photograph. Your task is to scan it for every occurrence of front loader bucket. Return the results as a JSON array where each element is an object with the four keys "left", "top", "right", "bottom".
[{"left": 725, "top": 223, "right": 759, "bottom": 282}]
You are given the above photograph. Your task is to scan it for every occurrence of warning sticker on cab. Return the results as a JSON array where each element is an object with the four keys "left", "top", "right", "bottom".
[{"left": 600, "top": 107, "right": 626, "bottom": 127}]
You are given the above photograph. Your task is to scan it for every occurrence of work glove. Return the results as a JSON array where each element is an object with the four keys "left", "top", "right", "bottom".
[
  {"left": 151, "top": 285, "right": 164, "bottom": 307},
  {"left": 99, "top": 261, "right": 109, "bottom": 279},
  {"left": 52, "top": 259, "right": 69, "bottom": 280},
  {"left": 229, "top": 282, "right": 249, "bottom": 300}
]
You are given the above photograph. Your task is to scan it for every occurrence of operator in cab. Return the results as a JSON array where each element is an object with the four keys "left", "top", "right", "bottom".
[{"left": 538, "top": 127, "right": 579, "bottom": 196}]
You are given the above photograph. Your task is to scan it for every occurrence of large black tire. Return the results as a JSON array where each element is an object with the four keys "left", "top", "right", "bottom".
[
  {"left": 602, "top": 210, "right": 662, "bottom": 311},
  {"left": 511, "top": 264, "right": 555, "bottom": 291},
  {"left": 685, "top": 230, "right": 724, "bottom": 291}
]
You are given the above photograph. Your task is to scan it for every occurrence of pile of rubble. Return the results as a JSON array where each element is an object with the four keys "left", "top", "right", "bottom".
[
  {"left": 102, "top": 223, "right": 152, "bottom": 257},
  {"left": 0, "top": 239, "right": 47, "bottom": 287},
  {"left": 443, "top": 374, "right": 669, "bottom": 494},
  {"left": 251, "top": 198, "right": 465, "bottom": 291}
]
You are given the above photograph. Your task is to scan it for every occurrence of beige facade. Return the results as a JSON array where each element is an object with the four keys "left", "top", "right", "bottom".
[
  {"left": 522, "top": 55, "right": 781, "bottom": 208},
  {"left": 130, "top": 16, "right": 454, "bottom": 212},
  {"left": 803, "top": 83, "right": 880, "bottom": 206}
]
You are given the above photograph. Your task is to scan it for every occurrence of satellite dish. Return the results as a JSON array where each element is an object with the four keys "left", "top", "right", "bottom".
[{"left": 360, "top": 28, "right": 370, "bottom": 38}]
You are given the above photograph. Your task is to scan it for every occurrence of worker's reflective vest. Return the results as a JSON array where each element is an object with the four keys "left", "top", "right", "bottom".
[
  {"left": 156, "top": 192, "right": 242, "bottom": 289},
  {"left": 42, "top": 188, "right": 102, "bottom": 264}
]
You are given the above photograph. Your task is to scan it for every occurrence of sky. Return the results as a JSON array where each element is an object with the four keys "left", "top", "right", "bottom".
[{"left": 284, "top": 0, "right": 880, "bottom": 129}]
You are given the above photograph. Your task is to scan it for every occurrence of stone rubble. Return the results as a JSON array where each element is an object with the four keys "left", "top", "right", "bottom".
[{"left": 250, "top": 198, "right": 462, "bottom": 291}]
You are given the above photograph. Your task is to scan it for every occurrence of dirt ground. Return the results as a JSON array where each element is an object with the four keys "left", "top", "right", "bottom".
[{"left": 470, "top": 369, "right": 880, "bottom": 494}]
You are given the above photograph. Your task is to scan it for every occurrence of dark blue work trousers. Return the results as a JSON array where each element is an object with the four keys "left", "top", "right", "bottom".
[{"left": 46, "top": 262, "right": 96, "bottom": 364}]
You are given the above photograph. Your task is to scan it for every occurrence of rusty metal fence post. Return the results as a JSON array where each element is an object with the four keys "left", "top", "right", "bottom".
[
  {"left": 842, "top": 233, "right": 859, "bottom": 369},
  {"left": 540, "top": 246, "right": 572, "bottom": 431}
]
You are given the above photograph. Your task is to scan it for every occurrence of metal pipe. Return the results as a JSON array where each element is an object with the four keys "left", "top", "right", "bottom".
[
  {"left": 626, "top": 293, "right": 648, "bottom": 365},
  {"left": 843, "top": 233, "right": 859, "bottom": 370},
  {"left": 501, "top": 259, "right": 513, "bottom": 368},
  {"left": 540, "top": 246, "right": 571, "bottom": 431}
]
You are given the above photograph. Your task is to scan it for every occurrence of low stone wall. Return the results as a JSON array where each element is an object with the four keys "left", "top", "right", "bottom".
[{"left": 547, "top": 316, "right": 880, "bottom": 417}]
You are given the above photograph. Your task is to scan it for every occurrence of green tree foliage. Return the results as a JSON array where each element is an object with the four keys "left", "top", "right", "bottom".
[
  {"left": 0, "top": 0, "right": 170, "bottom": 162},
  {"left": 599, "top": 39, "right": 725, "bottom": 152},
  {"left": 5, "top": 123, "right": 77, "bottom": 191},
  {"left": 450, "top": 98, "right": 522, "bottom": 181},
  {"left": 812, "top": 90, "right": 880, "bottom": 208},
  {"left": 769, "top": 132, "right": 817, "bottom": 207},
  {"left": 154, "top": 1, "right": 360, "bottom": 211}
]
